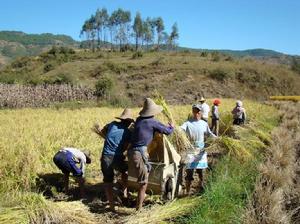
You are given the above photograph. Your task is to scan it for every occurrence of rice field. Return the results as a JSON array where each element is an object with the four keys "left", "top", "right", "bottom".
[
  {"left": 270, "top": 95, "right": 300, "bottom": 101},
  {"left": 0, "top": 99, "right": 279, "bottom": 223}
]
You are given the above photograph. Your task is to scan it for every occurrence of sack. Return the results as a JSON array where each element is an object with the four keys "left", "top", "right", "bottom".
[{"left": 186, "top": 151, "right": 208, "bottom": 169}]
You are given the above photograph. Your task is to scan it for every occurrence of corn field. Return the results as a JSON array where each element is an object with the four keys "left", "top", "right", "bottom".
[{"left": 0, "top": 84, "right": 96, "bottom": 108}]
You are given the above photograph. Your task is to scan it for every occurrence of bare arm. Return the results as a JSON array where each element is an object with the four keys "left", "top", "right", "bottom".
[{"left": 92, "top": 123, "right": 108, "bottom": 139}]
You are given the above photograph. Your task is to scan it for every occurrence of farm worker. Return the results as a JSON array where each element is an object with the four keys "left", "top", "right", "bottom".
[
  {"left": 211, "top": 98, "right": 221, "bottom": 136},
  {"left": 199, "top": 97, "right": 210, "bottom": 122},
  {"left": 53, "top": 147, "right": 91, "bottom": 198},
  {"left": 93, "top": 108, "right": 134, "bottom": 211},
  {"left": 181, "top": 104, "right": 216, "bottom": 195},
  {"left": 128, "top": 98, "right": 174, "bottom": 210},
  {"left": 232, "top": 100, "right": 246, "bottom": 125}
]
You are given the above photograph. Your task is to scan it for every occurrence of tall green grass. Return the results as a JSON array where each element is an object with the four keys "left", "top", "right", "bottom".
[{"left": 174, "top": 102, "right": 279, "bottom": 224}]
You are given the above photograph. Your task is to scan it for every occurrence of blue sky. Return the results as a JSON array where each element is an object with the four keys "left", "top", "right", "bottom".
[{"left": 0, "top": 0, "right": 299, "bottom": 55}]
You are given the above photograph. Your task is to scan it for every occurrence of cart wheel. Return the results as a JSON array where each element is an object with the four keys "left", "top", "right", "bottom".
[{"left": 164, "top": 177, "right": 173, "bottom": 200}]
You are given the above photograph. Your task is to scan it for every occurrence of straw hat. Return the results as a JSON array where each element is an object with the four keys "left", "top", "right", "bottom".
[
  {"left": 139, "top": 98, "right": 163, "bottom": 117},
  {"left": 199, "top": 97, "right": 206, "bottom": 102},
  {"left": 115, "top": 108, "right": 133, "bottom": 120}
]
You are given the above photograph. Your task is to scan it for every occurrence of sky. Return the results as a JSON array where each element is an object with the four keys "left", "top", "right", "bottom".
[{"left": 0, "top": 0, "right": 299, "bottom": 55}]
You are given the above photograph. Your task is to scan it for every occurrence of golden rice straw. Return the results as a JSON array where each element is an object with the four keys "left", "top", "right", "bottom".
[{"left": 154, "top": 91, "right": 193, "bottom": 153}]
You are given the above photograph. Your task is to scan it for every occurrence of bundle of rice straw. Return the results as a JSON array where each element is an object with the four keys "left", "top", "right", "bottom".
[{"left": 154, "top": 91, "right": 194, "bottom": 154}]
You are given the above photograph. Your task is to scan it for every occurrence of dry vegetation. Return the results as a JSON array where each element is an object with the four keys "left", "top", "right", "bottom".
[
  {"left": 1, "top": 50, "right": 300, "bottom": 106},
  {"left": 243, "top": 101, "right": 300, "bottom": 224},
  {"left": 0, "top": 84, "right": 95, "bottom": 108}
]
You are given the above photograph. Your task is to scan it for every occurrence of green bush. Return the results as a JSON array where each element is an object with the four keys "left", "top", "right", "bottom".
[
  {"left": 200, "top": 51, "right": 208, "bottom": 57},
  {"left": 11, "top": 57, "right": 31, "bottom": 69},
  {"left": 95, "top": 76, "right": 114, "bottom": 97}
]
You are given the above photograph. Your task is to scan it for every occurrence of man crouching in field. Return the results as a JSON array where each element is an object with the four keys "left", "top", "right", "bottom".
[
  {"left": 93, "top": 108, "right": 133, "bottom": 211},
  {"left": 128, "top": 98, "right": 174, "bottom": 210},
  {"left": 181, "top": 104, "right": 216, "bottom": 195},
  {"left": 53, "top": 147, "right": 91, "bottom": 198}
]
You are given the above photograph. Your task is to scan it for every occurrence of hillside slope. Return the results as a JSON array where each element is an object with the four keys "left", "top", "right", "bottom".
[
  {"left": 0, "top": 49, "right": 299, "bottom": 104},
  {"left": 0, "top": 31, "right": 78, "bottom": 67}
]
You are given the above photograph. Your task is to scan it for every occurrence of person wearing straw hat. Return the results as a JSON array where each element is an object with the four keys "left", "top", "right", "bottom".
[
  {"left": 199, "top": 97, "right": 210, "bottom": 122},
  {"left": 211, "top": 98, "right": 221, "bottom": 136},
  {"left": 93, "top": 108, "right": 134, "bottom": 211},
  {"left": 53, "top": 147, "right": 92, "bottom": 198},
  {"left": 129, "top": 98, "right": 174, "bottom": 210},
  {"left": 181, "top": 104, "right": 216, "bottom": 195}
]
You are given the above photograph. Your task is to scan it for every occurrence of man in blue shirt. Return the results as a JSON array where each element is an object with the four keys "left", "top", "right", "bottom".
[
  {"left": 93, "top": 108, "right": 133, "bottom": 211},
  {"left": 129, "top": 98, "right": 174, "bottom": 210},
  {"left": 181, "top": 104, "right": 216, "bottom": 195}
]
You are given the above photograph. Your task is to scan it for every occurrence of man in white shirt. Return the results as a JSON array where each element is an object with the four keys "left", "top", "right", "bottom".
[
  {"left": 53, "top": 147, "right": 91, "bottom": 198},
  {"left": 199, "top": 97, "right": 210, "bottom": 122},
  {"left": 181, "top": 104, "right": 216, "bottom": 194}
]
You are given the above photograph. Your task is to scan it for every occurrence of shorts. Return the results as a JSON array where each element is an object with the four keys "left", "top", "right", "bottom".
[
  {"left": 53, "top": 151, "right": 73, "bottom": 175},
  {"left": 128, "top": 149, "right": 149, "bottom": 184},
  {"left": 185, "top": 169, "right": 203, "bottom": 181},
  {"left": 101, "top": 154, "right": 128, "bottom": 183}
]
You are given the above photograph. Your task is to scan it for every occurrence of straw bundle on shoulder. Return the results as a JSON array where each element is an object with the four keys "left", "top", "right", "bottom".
[{"left": 154, "top": 91, "right": 193, "bottom": 153}]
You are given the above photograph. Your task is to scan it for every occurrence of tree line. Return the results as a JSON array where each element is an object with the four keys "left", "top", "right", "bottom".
[{"left": 80, "top": 8, "right": 179, "bottom": 51}]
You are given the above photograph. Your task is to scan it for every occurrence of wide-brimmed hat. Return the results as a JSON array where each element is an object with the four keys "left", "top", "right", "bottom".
[
  {"left": 199, "top": 97, "right": 206, "bottom": 102},
  {"left": 83, "top": 150, "right": 92, "bottom": 164},
  {"left": 115, "top": 108, "right": 133, "bottom": 121},
  {"left": 139, "top": 98, "right": 163, "bottom": 117}
]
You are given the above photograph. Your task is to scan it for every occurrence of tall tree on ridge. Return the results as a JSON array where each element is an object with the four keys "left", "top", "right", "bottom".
[
  {"left": 155, "top": 17, "right": 164, "bottom": 50},
  {"left": 169, "top": 22, "right": 179, "bottom": 50},
  {"left": 133, "top": 12, "right": 143, "bottom": 51}
]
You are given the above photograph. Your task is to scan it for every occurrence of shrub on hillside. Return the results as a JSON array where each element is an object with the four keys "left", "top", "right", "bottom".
[
  {"left": 95, "top": 76, "right": 114, "bottom": 98},
  {"left": 131, "top": 51, "right": 143, "bottom": 59},
  {"left": 43, "top": 63, "right": 55, "bottom": 73},
  {"left": 11, "top": 56, "right": 31, "bottom": 69},
  {"left": 44, "top": 73, "right": 74, "bottom": 84},
  {"left": 209, "top": 68, "right": 230, "bottom": 81},
  {"left": 211, "top": 51, "right": 221, "bottom": 62},
  {"left": 200, "top": 51, "right": 208, "bottom": 57}
]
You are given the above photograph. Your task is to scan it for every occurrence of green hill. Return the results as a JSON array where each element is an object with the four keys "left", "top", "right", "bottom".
[
  {"left": 0, "top": 31, "right": 78, "bottom": 66},
  {"left": 0, "top": 48, "right": 299, "bottom": 104}
]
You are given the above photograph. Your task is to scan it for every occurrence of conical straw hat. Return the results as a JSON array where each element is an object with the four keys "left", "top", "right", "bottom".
[
  {"left": 139, "top": 98, "right": 163, "bottom": 117},
  {"left": 199, "top": 97, "right": 206, "bottom": 102},
  {"left": 115, "top": 108, "right": 134, "bottom": 120}
]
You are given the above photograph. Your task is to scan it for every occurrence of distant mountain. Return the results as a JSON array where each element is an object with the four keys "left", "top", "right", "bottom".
[
  {"left": 0, "top": 30, "right": 297, "bottom": 68},
  {"left": 178, "top": 47, "right": 287, "bottom": 57},
  {"left": 0, "top": 31, "right": 78, "bottom": 67}
]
